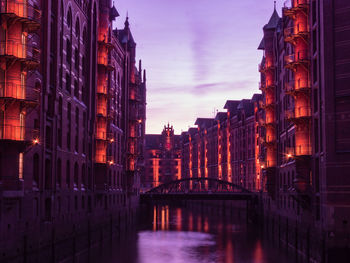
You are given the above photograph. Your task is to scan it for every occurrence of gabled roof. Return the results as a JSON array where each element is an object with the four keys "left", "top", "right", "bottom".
[
  {"left": 118, "top": 17, "right": 136, "bottom": 47},
  {"left": 251, "top": 93, "right": 263, "bottom": 102},
  {"left": 215, "top": 112, "right": 227, "bottom": 122},
  {"left": 110, "top": 6, "right": 119, "bottom": 20},
  {"left": 224, "top": 100, "right": 240, "bottom": 114},
  {"left": 237, "top": 99, "right": 254, "bottom": 116},
  {"left": 264, "top": 9, "right": 280, "bottom": 30},
  {"left": 258, "top": 37, "right": 265, "bottom": 50},
  {"left": 195, "top": 118, "right": 214, "bottom": 129},
  {"left": 188, "top": 127, "right": 198, "bottom": 136}
]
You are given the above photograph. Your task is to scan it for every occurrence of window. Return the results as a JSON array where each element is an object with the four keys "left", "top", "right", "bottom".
[
  {"left": 19, "top": 153, "right": 23, "bottom": 179},
  {"left": 57, "top": 158, "right": 62, "bottom": 187},
  {"left": 66, "top": 39, "right": 71, "bottom": 65},
  {"left": 74, "top": 162, "right": 78, "bottom": 188},
  {"left": 33, "top": 154, "right": 39, "bottom": 186},
  {"left": 45, "top": 159, "right": 51, "bottom": 190},
  {"left": 74, "top": 80, "right": 79, "bottom": 98},
  {"left": 66, "top": 72, "right": 71, "bottom": 92},
  {"left": 75, "top": 48, "right": 79, "bottom": 72},
  {"left": 66, "top": 160, "right": 70, "bottom": 188}
]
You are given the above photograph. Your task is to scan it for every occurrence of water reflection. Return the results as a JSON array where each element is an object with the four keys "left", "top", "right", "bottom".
[
  {"left": 102, "top": 204, "right": 293, "bottom": 263},
  {"left": 139, "top": 231, "right": 216, "bottom": 263}
]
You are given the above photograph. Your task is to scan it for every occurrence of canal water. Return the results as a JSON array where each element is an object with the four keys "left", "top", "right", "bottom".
[{"left": 96, "top": 202, "right": 294, "bottom": 263}]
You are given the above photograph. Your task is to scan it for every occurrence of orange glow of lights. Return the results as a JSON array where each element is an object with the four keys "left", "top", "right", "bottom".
[
  {"left": 153, "top": 206, "right": 157, "bottom": 231},
  {"left": 33, "top": 138, "right": 39, "bottom": 145}
]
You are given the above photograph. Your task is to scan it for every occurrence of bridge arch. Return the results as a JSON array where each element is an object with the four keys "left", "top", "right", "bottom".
[{"left": 145, "top": 177, "right": 252, "bottom": 194}]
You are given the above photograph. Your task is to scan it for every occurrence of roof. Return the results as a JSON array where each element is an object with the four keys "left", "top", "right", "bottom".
[
  {"left": 224, "top": 100, "right": 240, "bottom": 114},
  {"left": 251, "top": 93, "right": 263, "bottom": 102},
  {"left": 264, "top": 9, "right": 280, "bottom": 30},
  {"left": 215, "top": 112, "right": 227, "bottom": 122},
  {"left": 237, "top": 99, "right": 254, "bottom": 116},
  {"left": 258, "top": 37, "right": 265, "bottom": 50},
  {"left": 195, "top": 118, "right": 214, "bottom": 129},
  {"left": 118, "top": 17, "right": 136, "bottom": 47},
  {"left": 110, "top": 6, "right": 119, "bottom": 19}
]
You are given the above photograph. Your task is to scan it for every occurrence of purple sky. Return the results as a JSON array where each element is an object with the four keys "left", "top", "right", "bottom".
[{"left": 114, "top": 0, "right": 282, "bottom": 134}]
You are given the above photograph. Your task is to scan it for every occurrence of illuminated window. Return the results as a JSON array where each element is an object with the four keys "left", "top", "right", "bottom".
[{"left": 19, "top": 153, "right": 23, "bottom": 179}]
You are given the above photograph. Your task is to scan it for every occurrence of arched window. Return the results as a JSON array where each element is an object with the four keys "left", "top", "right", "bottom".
[
  {"left": 82, "top": 164, "right": 86, "bottom": 187},
  {"left": 66, "top": 160, "right": 70, "bottom": 188},
  {"left": 74, "top": 162, "right": 79, "bottom": 188},
  {"left": 66, "top": 39, "right": 71, "bottom": 65},
  {"left": 67, "top": 8, "right": 72, "bottom": 28},
  {"left": 33, "top": 153, "right": 39, "bottom": 186},
  {"left": 75, "top": 18, "right": 80, "bottom": 38},
  {"left": 45, "top": 159, "right": 51, "bottom": 189},
  {"left": 57, "top": 158, "right": 62, "bottom": 187}
]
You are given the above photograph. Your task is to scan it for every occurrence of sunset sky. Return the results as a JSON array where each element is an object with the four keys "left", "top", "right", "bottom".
[{"left": 114, "top": 0, "right": 283, "bottom": 134}]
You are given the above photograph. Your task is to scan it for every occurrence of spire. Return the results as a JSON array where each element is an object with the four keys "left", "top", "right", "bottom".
[
  {"left": 274, "top": 0, "right": 276, "bottom": 10},
  {"left": 124, "top": 12, "right": 129, "bottom": 29},
  {"left": 143, "top": 69, "right": 146, "bottom": 82},
  {"left": 264, "top": 3, "right": 280, "bottom": 30},
  {"left": 139, "top": 60, "right": 142, "bottom": 74}
]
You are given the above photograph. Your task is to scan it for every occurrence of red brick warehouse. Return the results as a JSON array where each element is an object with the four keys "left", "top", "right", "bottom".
[{"left": 0, "top": 0, "right": 146, "bottom": 260}]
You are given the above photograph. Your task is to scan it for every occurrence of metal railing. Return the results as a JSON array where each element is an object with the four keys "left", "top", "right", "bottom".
[
  {"left": 97, "top": 84, "right": 108, "bottom": 94},
  {"left": 295, "top": 145, "right": 312, "bottom": 156},
  {"left": 0, "top": 82, "right": 39, "bottom": 101},
  {"left": 285, "top": 106, "right": 311, "bottom": 119},
  {"left": 96, "top": 106, "right": 107, "bottom": 116},
  {"left": 0, "top": 124, "right": 38, "bottom": 141},
  {"left": 0, "top": 40, "right": 40, "bottom": 61},
  {"left": 95, "top": 154, "right": 107, "bottom": 163},
  {"left": 0, "top": 0, "right": 41, "bottom": 23},
  {"left": 285, "top": 79, "right": 310, "bottom": 93},
  {"left": 284, "top": 26, "right": 309, "bottom": 40},
  {"left": 285, "top": 50, "right": 309, "bottom": 65}
]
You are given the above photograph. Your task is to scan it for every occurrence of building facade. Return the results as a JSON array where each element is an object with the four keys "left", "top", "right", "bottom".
[
  {"left": 142, "top": 124, "right": 181, "bottom": 191},
  {"left": 257, "top": 0, "right": 350, "bottom": 261},
  {"left": 179, "top": 95, "right": 263, "bottom": 192},
  {"left": 0, "top": 0, "right": 146, "bottom": 260}
]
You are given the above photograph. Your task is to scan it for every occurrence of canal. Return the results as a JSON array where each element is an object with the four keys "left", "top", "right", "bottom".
[{"left": 93, "top": 202, "right": 294, "bottom": 263}]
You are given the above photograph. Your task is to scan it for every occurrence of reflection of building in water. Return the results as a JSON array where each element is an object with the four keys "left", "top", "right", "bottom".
[{"left": 142, "top": 124, "right": 182, "bottom": 191}]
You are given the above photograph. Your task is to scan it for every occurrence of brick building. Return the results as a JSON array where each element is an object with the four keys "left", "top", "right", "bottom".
[
  {"left": 257, "top": 0, "right": 350, "bottom": 261},
  {"left": 0, "top": 0, "right": 146, "bottom": 260},
  {"left": 142, "top": 124, "right": 181, "bottom": 191},
  {"left": 179, "top": 95, "right": 263, "bottom": 192}
]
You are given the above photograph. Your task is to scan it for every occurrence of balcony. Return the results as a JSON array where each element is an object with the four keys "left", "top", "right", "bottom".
[
  {"left": 97, "top": 55, "right": 114, "bottom": 71},
  {"left": 0, "top": 82, "right": 39, "bottom": 105},
  {"left": 97, "top": 33, "right": 113, "bottom": 50},
  {"left": 0, "top": 124, "right": 39, "bottom": 142},
  {"left": 284, "top": 26, "right": 309, "bottom": 43},
  {"left": 96, "top": 106, "right": 107, "bottom": 117},
  {"left": 285, "top": 106, "right": 311, "bottom": 122},
  {"left": 95, "top": 154, "right": 107, "bottom": 164},
  {"left": 0, "top": 0, "right": 41, "bottom": 31},
  {"left": 259, "top": 62, "right": 274, "bottom": 73},
  {"left": 284, "top": 50, "right": 309, "bottom": 70},
  {"left": 0, "top": 40, "right": 40, "bottom": 68},
  {"left": 97, "top": 84, "right": 108, "bottom": 95},
  {"left": 258, "top": 63, "right": 265, "bottom": 73},
  {"left": 264, "top": 135, "right": 276, "bottom": 146},
  {"left": 284, "top": 79, "right": 310, "bottom": 95},
  {"left": 283, "top": 0, "right": 309, "bottom": 17}
]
